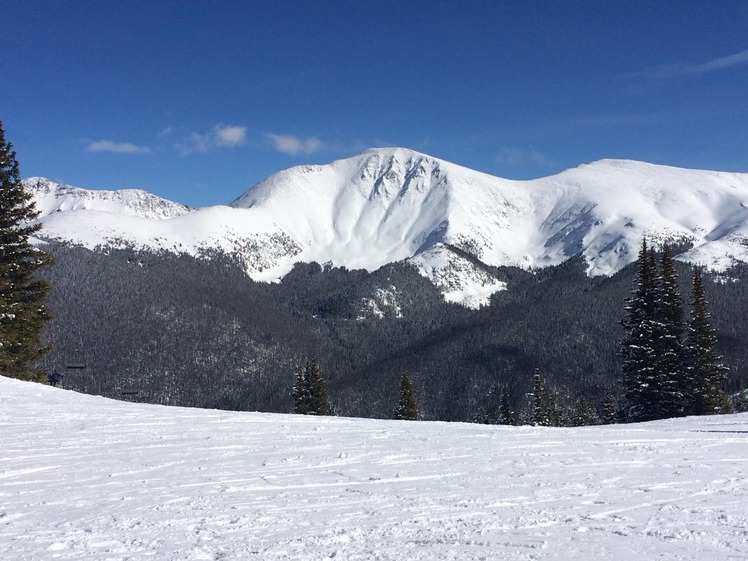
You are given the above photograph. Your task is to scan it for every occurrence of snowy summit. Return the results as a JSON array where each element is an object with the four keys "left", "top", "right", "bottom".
[{"left": 25, "top": 149, "right": 748, "bottom": 307}]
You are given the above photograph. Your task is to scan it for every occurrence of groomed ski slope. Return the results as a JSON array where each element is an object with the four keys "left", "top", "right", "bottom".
[{"left": 1, "top": 377, "right": 746, "bottom": 560}]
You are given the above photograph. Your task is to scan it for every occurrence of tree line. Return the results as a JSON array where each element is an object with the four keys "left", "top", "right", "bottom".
[
  {"left": 293, "top": 356, "right": 421, "bottom": 421},
  {"left": 31, "top": 238, "right": 748, "bottom": 422},
  {"left": 291, "top": 239, "right": 745, "bottom": 425}
]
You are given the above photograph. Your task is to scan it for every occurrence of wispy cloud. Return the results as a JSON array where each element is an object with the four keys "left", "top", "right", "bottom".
[
  {"left": 688, "top": 48, "right": 748, "bottom": 74},
  {"left": 495, "top": 147, "right": 551, "bottom": 167},
  {"left": 215, "top": 125, "right": 247, "bottom": 147},
  {"left": 156, "top": 126, "right": 175, "bottom": 139},
  {"left": 265, "top": 133, "right": 323, "bottom": 156},
  {"left": 626, "top": 48, "right": 748, "bottom": 79},
  {"left": 177, "top": 124, "right": 247, "bottom": 156},
  {"left": 86, "top": 140, "right": 150, "bottom": 154}
]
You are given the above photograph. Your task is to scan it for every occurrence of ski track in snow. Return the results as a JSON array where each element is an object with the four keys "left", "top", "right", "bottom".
[{"left": 1, "top": 378, "right": 747, "bottom": 560}]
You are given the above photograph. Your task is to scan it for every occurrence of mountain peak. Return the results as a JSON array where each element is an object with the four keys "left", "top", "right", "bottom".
[{"left": 23, "top": 151, "right": 748, "bottom": 307}]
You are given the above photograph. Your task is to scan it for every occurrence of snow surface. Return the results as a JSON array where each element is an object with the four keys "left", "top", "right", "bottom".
[
  {"left": 2, "top": 376, "right": 747, "bottom": 561},
  {"left": 24, "top": 149, "right": 748, "bottom": 307}
]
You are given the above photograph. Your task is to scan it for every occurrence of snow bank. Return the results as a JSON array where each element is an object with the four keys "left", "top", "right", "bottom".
[{"left": 1, "top": 376, "right": 746, "bottom": 560}]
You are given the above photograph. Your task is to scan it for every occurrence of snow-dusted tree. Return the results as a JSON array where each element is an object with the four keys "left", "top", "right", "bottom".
[
  {"left": 547, "top": 389, "right": 572, "bottom": 427},
  {"left": 652, "top": 245, "right": 686, "bottom": 418},
  {"left": 292, "top": 355, "right": 333, "bottom": 416},
  {"left": 621, "top": 239, "right": 660, "bottom": 421},
  {"left": 734, "top": 384, "right": 748, "bottom": 413},
  {"left": 497, "top": 382, "right": 514, "bottom": 425},
  {"left": 531, "top": 369, "right": 551, "bottom": 426},
  {"left": 601, "top": 391, "right": 619, "bottom": 424},
  {"left": 0, "top": 120, "right": 53, "bottom": 381},
  {"left": 291, "top": 363, "right": 309, "bottom": 414},
  {"left": 571, "top": 397, "right": 600, "bottom": 426},
  {"left": 474, "top": 383, "right": 498, "bottom": 424},
  {"left": 476, "top": 381, "right": 512, "bottom": 425},
  {"left": 304, "top": 355, "right": 333, "bottom": 416},
  {"left": 683, "top": 267, "right": 729, "bottom": 415},
  {"left": 394, "top": 369, "right": 419, "bottom": 420}
]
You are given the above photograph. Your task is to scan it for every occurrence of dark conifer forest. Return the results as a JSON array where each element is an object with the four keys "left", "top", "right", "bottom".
[{"left": 38, "top": 242, "right": 748, "bottom": 422}]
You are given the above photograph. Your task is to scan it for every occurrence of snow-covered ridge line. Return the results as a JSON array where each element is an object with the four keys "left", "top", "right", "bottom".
[
  {"left": 23, "top": 148, "right": 748, "bottom": 307},
  {"left": 25, "top": 177, "right": 191, "bottom": 220}
]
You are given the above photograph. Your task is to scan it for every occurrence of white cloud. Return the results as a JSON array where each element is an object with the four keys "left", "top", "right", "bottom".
[
  {"left": 266, "top": 133, "right": 323, "bottom": 156},
  {"left": 86, "top": 140, "right": 150, "bottom": 154},
  {"left": 178, "top": 132, "right": 212, "bottom": 156},
  {"left": 156, "top": 126, "right": 175, "bottom": 139},
  {"left": 215, "top": 125, "right": 247, "bottom": 147},
  {"left": 177, "top": 124, "right": 247, "bottom": 156},
  {"left": 495, "top": 147, "right": 551, "bottom": 167},
  {"left": 686, "top": 48, "right": 748, "bottom": 75},
  {"left": 626, "top": 48, "right": 748, "bottom": 79}
]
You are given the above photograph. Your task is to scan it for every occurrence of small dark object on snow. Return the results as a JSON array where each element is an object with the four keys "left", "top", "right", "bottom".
[{"left": 47, "top": 372, "right": 62, "bottom": 387}]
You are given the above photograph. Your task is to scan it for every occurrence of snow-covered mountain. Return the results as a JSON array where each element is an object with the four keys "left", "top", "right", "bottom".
[
  {"left": 25, "top": 149, "right": 748, "bottom": 307},
  {"left": 25, "top": 177, "right": 191, "bottom": 220}
]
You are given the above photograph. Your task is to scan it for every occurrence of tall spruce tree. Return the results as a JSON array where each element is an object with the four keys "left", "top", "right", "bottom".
[
  {"left": 394, "top": 369, "right": 419, "bottom": 420},
  {"left": 621, "top": 239, "right": 660, "bottom": 421},
  {"left": 475, "top": 382, "right": 499, "bottom": 424},
  {"left": 531, "top": 368, "right": 551, "bottom": 426},
  {"left": 572, "top": 397, "right": 600, "bottom": 426},
  {"left": 683, "top": 267, "right": 729, "bottom": 415},
  {"left": 476, "top": 381, "right": 511, "bottom": 425},
  {"left": 653, "top": 245, "right": 686, "bottom": 417},
  {"left": 735, "top": 384, "right": 748, "bottom": 414},
  {"left": 291, "top": 356, "right": 333, "bottom": 415},
  {"left": 291, "top": 363, "right": 309, "bottom": 414},
  {"left": 303, "top": 355, "right": 333, "bottom": 416},
  {"left": 0, "top": 120, "right": 53, "bottom": 381},
  {"left": 601, "top": 391, "right": 619, "bottom": 424},
  {"left": 497, "top": 382, "right": 514, "bottom": 425}
]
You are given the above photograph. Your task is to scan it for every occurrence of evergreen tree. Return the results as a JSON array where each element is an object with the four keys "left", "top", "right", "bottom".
[
  {"left": 734, "top": 384, "right": 748, "bottom": 414},
  {"left": 545, "top": 389, "right": 570, "bottom": 427},
  {"left": 0, "top": 120, "right": 53, "bottom": 380},
  {"left": 718, "top": 393, "right": 735, "bottom": 415},
  {"left": 683, "top": 267, "right": 729, "bottom": 415},
  {"left": 303, "top": 355, "right": 333, "bottom": 416},
  {"left": 497, "top": 382, "right": 514, "bottom": 425},
  {"left": 531, "top": 368, "right": 551, "bottom": 426},
  {"left": 652, "top": 245, "right": 687, "bottom": 417},
  {"left": 472, "top": 409, "right": 489, "bottom": 424},
  {"left": 291, "top": 363, "right": 309, "bottom": 414},
  {"left": 476, "top": 381, "right": 512, "bottom": 425},
  {"left": 475, "top": 382, "right": 499, "bottom": 424},
  {"left": 394, "top": 369, "right": 419, "bottom": 420},
  {"left": 621, "top": 239, "right": 660, "bottom": 421},
  {"left": 601, "top": 391, "right": 619, "bottom": 424},
  {"left": 571, "top": 397, "right": 600, "bottom": 426}
]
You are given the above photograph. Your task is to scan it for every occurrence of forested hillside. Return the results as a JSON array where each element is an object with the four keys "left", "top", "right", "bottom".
[{"left": 39, "top": 243, "right": 748, "bottom": 421}]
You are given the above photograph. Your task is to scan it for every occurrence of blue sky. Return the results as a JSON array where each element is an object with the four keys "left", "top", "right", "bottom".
[{"left": 3, "top": 1, "right": 747, "bottom": 207}]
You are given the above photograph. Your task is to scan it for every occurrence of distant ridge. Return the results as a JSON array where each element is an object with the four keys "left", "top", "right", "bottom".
[{"left": 24, "top": 148, "right": 748, "bottom": 307}]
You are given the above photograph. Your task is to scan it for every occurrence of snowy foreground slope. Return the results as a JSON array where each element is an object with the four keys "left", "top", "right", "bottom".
[
  {"left": 1, "top": 377, "right": 747, "bottom": 561},
  {"left": 25, "top": 149, "right": 748, "bottom": 307}
]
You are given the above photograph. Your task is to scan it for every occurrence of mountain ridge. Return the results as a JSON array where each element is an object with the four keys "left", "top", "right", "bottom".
[{"left": 24, "top": 148, "right": 748, "bottom": 307}]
